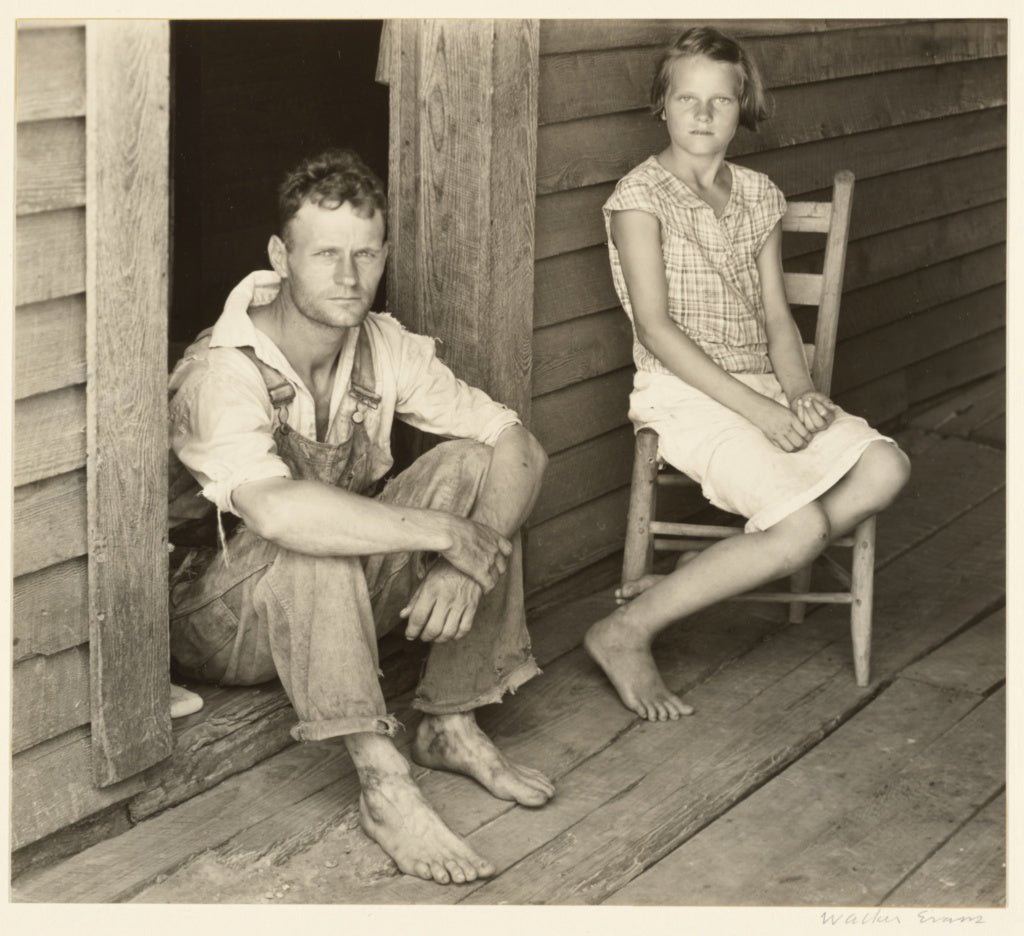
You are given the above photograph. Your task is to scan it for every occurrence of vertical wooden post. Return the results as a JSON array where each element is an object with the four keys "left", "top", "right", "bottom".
[
  {"left": 378, "top": 19, "right": 538, "bottom": 425},
  {"left": 86, "top": 20, "right": 173, "bottom": 786}
]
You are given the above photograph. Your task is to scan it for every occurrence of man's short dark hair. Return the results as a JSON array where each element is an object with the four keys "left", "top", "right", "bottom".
[{"left": 277, "top": 149, "right": 388, "bottom": 245}]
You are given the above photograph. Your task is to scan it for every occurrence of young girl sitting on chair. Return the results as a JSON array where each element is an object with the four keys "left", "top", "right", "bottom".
[{"left": 585, "top": 27, "right": 910, "bottom": 722}]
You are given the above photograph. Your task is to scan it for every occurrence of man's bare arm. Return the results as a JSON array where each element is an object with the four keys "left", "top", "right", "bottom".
[{"left": 232, "top": 476, "right": 511, "bottom": 592}]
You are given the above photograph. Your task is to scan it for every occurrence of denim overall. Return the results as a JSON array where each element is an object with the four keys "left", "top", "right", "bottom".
[{"left": 169, "top": 325, "right": 539, "bottom": 741}]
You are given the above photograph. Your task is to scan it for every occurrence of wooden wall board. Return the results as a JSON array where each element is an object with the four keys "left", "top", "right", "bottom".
[
  {"left": 14, "top": 295, "right": 88, "bottom": 399},
  {"left": 532, "top": 308, "right": 634, "bottom": 396},
  {"left": 16, "top": 117, "right": 86, "bottom": 214},
  {"left": 908, "top": 330, "right": 1005, "bottom": 406},
  {"left": 13, "top": 558, "right": 89, "bottom": 663},
  {"left": 86, "top": 19, "right": 173, "bottom": 786},
  {"left": 526, "top": 486, "right": 630, "bottom": 593},
  {"left": 534, "top": 244, "right": 618, "bottom": 328},
  {"left": 16, "top": 207, "right": 86, "bottom": 306},
  {"left": 536, "top": 58, "right": 1005, "bottom": 194},
  {"left": 835, "top": 372, "right": 909, "bottom": 429},
  {"left": 833, "top": 285, "right": 1005, "bottom": 395},
  {"left": 14, "top": 384, "right": 87, "bottom": 487},
  {"left": 535, "top": 109, "right": 1004, "bottom": 263},
  {"left": 531, "top": 367, "right": 633, "bottom": 454},
  {"left": 11, "top": 727, "right": 149, "bottom": 851},
  {"left": 537, "top": 19, "right": 890, "bottom": 56},
  {"left": 16, "top": 25, "right": 86, "bottom": 122},
  {"left": 840, "top": 245, "right": 1004, "bottom": 342},
  {"left": 13, "top": 470, "right": 87, "bottom": 578},
  {"left": 12, "top": 645, "right": 91, "bottom": 754},
  {"left": 530, "top": 425, "right": 634, "bottom": 525},
  {"left": 539, "top": 20, "right": 1006, "bottom": 126}
]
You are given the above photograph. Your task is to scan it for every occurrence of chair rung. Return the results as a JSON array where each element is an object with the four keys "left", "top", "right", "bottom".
[
  {"left": 656, "top": 473, "right": 695, "bottom": 487},
  {"left": 651, "top": 521, "right": 742, "bottom": 538},
  {"left": 653, "top": 538, "right": 714, "bottom": 553},
  {"left": 730, "top": 591, "right": 853, "bottom": 605}
]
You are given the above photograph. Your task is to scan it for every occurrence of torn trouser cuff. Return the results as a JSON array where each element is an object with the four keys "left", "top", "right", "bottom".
[
  {"left": 290, "top": 712, "right": 402, "bottom": 742},
  {"left": 412, "top": 656, "right": 542, "bottom": 716}
]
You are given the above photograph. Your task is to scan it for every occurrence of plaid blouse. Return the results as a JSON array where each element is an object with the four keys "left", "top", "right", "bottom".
[{"left": 604, "top": 156, "right": 787, "bottom": 376}]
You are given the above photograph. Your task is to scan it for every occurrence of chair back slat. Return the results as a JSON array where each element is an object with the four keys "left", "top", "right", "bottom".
[
  {"left": 783, "top": 271, "right": 824, "bottom": 307},
  {"left": 781, "top": 201, "right": 832, "bottom": 233}
]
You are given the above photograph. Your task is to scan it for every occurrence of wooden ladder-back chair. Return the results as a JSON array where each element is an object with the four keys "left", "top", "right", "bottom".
[{"left": 621, "top": 171, "right": 876, "bottom": 686}]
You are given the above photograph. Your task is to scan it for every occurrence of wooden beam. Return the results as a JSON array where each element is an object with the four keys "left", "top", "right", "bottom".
[
  {"left": 86, "top": 20, "right": 172, "bottom": 786},
  {"left": 382, "top": 20, "right": 538, "bottom": 424}
]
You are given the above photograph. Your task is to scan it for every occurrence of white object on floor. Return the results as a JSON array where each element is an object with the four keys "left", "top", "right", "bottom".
[{"left": 170, "top": 683, "right": 204, "bottom": 718}]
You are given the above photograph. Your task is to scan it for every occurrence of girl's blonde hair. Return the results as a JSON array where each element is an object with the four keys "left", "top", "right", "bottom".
[{"left": 650, "top": 26, "right": 770, "bottom": 131}]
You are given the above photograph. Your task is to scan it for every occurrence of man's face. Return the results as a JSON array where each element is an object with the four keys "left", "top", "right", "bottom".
[{"left": 272, "top": 200, "right": 388, "bottom": 330}]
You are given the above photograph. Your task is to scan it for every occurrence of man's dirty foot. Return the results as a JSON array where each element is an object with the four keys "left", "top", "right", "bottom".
[
  {"left": 584, "top": 613, "right": 694, "bottom": 722},
  {"left": 358, "top": 765, "right": 494, "bottom": 885},
  {"left": 413, "top": 713, "right": 555, "bottom": 807}
]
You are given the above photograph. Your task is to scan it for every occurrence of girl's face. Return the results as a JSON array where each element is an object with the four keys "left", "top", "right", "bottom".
[{"left": 661, "top": 54, "right": 742, "bottom": 158}]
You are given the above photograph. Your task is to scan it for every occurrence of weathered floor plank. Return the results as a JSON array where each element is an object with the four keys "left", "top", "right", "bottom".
[
  {"left": 882, "top": 792, "right": 1006, "bottom": 908},
  {"left": 609, "top": 615, "right": 1005, "bottom": 906}
]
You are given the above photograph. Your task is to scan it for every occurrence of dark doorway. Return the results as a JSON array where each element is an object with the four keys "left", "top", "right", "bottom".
[{"left": 169, "top": 20, "right": 389, "bottom": 348}]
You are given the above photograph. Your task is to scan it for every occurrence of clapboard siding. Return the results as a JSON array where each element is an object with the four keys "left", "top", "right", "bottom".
[
  {"left": 525, "top": 18, "right": 1006, "bottom": 598},
  {"left": 16, "top": 208, "right": 87, "bottom": 306},
  {"left": 17, "top": 117, "right": 87, "bottom": 213},
  {"left": 14, "top": 385, "right": 88, "bottom": 487},
  {"left": 13, "top": 470, "right": 89, "bottom": 579},
  {"left": 15, "top": 296, "right": 88, "bottom": 399},
  {"left": 539, "top": 20, "right": 1006, "bottom": 125},
  {"left": 13, "top": 559, "right": 90, "bottom": 664},
  {"left": 13, "top": 646, "right": 92, "bottom": 754},
  {"left": 16, "top": 25, "right": 86, "bottom": 121},
  {"left": 536, "top": 108, "right": 1006, "bottom": 260}
]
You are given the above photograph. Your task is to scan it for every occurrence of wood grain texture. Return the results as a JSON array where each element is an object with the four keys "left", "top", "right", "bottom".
[
  {"left": 536, "top": 58, "right": 1005, "bottom": 194},
  {"left": 13, "top": 470, "right": 87, "bottom": 578},
  {"left": 16, "top": 208, "right": 86, "bottom": 305},
  {"left": 16, "top": 25, "right": 86, "bottom": 121},
  {"left": 532, "top": 307, "right": 633, "bottom": 396},
  {"left": 539, "top": 20, "right": 1006, "bottom": 125},
  {"left": 17, "top": 117, "right": 86, "bottom": 214},
  {"left": 13, "top": 558, "right": 90, "bottom": 663},
  {"left": 14, "top": 384, "right": 87, "bottom": 486},
  {"left": 15, "top": 295, "right": 88, "bottom": 399},
  {"left": 11, "top": 727, "right": 148, "bottom": 851},
  {"left": 534, "top": 109, "right": 1005, "bottom": 261},
  {"left": 531, "top": 367, "right": 633, "bottom": 455},
  {"left": 908, "top": 330, "right": 1005, "bottom": 406},
  {"left": 86, "top": 20, "right": 173, "bottom": 786},
  {"left": 13, "top": 645, "right": 91, "bottom": 753}
]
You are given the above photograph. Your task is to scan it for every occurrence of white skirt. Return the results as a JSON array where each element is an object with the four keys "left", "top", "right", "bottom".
[{"left": 630, "top": 371, "right": 895, "bottom": 533}]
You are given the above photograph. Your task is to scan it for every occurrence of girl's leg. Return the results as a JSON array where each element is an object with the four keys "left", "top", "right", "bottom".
[
  {"left": 818, "top": 440, "right": 911, "bottom": 539},
  {"left": 586, "top": 501, "right": 831, "bottom": 721}
]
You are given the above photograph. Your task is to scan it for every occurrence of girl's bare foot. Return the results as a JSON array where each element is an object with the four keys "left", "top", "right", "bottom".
[
  {"left": 616, "top": 552, "right": 700, "bottom": 605},
  {"left": 413, "top": 712, "right": 555, "bottom": 807},
  {"left": 584, "top": 612, "right": 694, "bottom": 721}
]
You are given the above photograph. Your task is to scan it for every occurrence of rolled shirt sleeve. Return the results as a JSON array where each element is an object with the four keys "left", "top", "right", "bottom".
[
  {"left": 169, "top": 350, "right": 291, "bottom": 515},
  {"left": 380, "top": 315, "right": 522, "bottom": 446}
]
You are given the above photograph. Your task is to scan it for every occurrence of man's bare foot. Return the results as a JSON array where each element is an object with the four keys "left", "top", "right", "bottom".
[
  {"left": 348, "top": 733, "right": 494, "bottom": 884},
  {"left": 412, "top": 712, "right": 555, "bottom": 807},
  {"left": 584, "top": 612, "right": 694, "bottom": 722}
]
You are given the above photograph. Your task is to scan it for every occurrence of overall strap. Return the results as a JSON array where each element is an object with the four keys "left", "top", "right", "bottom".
[
  {"left": 234, "top": 345, "right": 296, "bottom": 411},
  {"left": 348, "top": 324, "right": 381, "bottom": 410}
]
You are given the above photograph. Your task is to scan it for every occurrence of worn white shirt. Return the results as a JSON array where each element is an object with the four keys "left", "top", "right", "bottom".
[{"left": 169, "top": 271, "right": 521, "bottom": 516}]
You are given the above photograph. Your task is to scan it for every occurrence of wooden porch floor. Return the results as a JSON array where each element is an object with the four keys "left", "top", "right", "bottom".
[{"left": 12, "top": 374, "right": 1007, "bottom": 909}]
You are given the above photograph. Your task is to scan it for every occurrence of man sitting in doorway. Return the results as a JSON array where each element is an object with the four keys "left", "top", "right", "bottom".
[{"left": 167, "top": 148, "right": 553, "bottom": 884}]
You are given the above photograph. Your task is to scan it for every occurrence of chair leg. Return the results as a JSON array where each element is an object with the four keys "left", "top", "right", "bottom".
[
  {"left": 849, "top": 515, "right": 876, "bottom": 687},
  {"left": 622, "top": 428, "right": 660, "bottom": 584},
  {"left": 788, "top": 565, "right": 813, "bottom": 624}
]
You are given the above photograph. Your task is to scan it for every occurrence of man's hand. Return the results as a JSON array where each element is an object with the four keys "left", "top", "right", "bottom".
[
  {"left": 441, "top": 516, "right": 511, "bottom": 593},
  {"left": 401, "top": 560, "right": 482, "bottom": 643}
]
